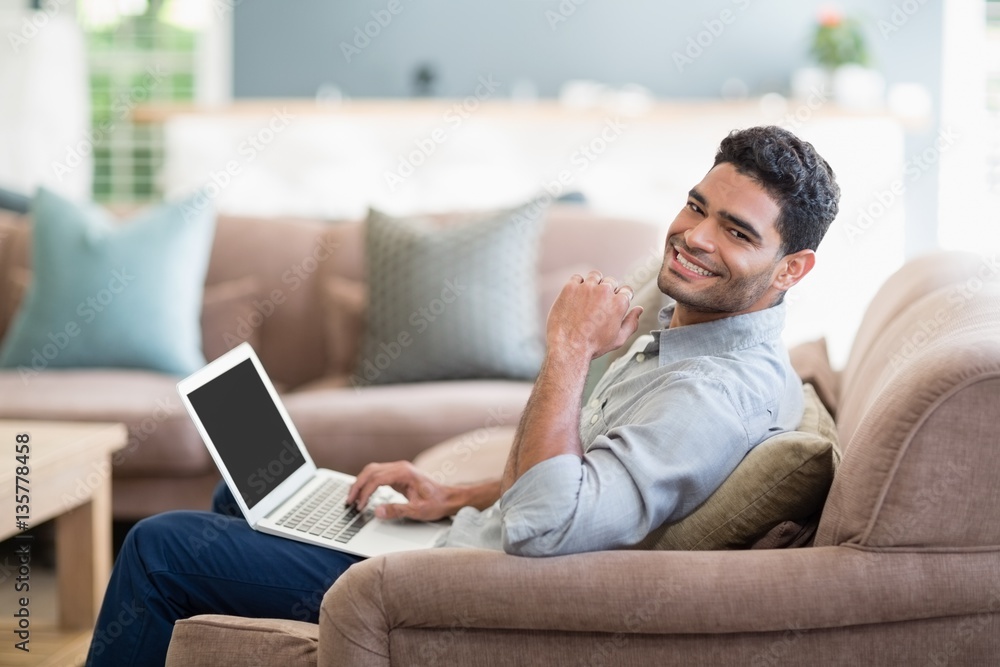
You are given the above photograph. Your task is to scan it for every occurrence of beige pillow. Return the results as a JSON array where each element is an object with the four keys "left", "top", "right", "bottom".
[
  {"left": 638, "top": 383, "right": 840, "bottom": 551},
  {"left": 320, "top": 276, "right": 367, "bottom": 377},
  {"left": 788, "top": 337, "right": 840, "bottom": 417},
  {"left": 200, "top": 276, "right": 262, "bottom": 362}
]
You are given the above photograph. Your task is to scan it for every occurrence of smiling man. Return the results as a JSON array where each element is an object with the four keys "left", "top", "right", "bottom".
[{"left": 87, "top": 125, "right": 840, "bottom": 665}]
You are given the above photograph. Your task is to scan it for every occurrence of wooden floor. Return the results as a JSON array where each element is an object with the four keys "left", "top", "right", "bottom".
[{"left": 0, "top": 532, "right": 91, "bottom": 667}]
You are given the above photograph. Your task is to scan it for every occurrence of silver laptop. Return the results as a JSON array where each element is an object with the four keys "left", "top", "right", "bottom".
[{"left": 176, "top": 342, "right": 450, "bottom": 558}]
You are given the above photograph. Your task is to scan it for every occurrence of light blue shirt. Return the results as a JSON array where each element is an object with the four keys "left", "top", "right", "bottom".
[{"left": 439, "top": 302, "right": 803, "bottom": 556}]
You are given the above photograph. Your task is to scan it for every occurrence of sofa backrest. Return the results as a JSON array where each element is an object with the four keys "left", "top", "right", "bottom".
[
  {"left": 837, "top": 250, "right": 985, "bottom": 444},
  {"left": 816, "top": 272, "right": 1000, "bottom": 550},
  {"left": 0, "top": 204, "right": 663, "bottom": 389}
]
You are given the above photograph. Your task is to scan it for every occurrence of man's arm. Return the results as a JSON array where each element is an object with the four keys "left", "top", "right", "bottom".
[
  {"left": 500, "top": 270, "right": 641, "bottom": 494},
  {"left": 348, "top": 270, "right": 639, "bottom": 522}
]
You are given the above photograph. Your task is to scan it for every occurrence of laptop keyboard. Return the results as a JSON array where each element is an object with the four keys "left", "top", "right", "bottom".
[{"left": 275, "top": 477, "right": 374, "bottom": 544}]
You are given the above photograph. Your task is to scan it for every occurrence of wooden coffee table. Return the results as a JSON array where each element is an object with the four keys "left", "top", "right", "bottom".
[{"left": 0, "top": 420, "right": 126, "bottom": 663}]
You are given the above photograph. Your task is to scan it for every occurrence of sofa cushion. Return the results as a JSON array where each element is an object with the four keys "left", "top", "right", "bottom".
[
  {"left": 322, "top": 266, "right": 590, "bottom": 378},
  {"left": 0, "top": 188, "right": 215, "bottom": 376},
  {"left": 5, "top": 271, "right": 261, "bottom": 365},
  {"left": 282, "top": 378, "right": 530, "bottom": 475},
  {"left": 201, "top": 276, "right": 263, "bottom": 362},
  {"left": 354, "top": 201, "right": 547, "bottom": 385},
  {"left": 166, "top": 615, "right": 318, "bottom": 667},
  {"left": 638, "top": 382, "right": 840, "bottom": 550},
  {"left": 788, "top": 337, "right": 840, "bottom": 416},
  {"left": 0, "top": 368, "right": 212, "bottom": 476}
]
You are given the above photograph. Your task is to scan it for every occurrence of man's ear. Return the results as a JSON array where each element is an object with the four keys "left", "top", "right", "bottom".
[{"left": 772, "top": 249, "right": 815, "bottom": 291}]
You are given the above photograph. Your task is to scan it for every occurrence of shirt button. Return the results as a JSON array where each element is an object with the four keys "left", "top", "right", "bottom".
[
  {"left": 590, "top": 414, "right": 599, "bottom": 425},
  {"left": 589, "top": 398, "right": 599, "bottom": 409},
  {"left": 635, "top": 353, "right": 646, "bottom": 363}
]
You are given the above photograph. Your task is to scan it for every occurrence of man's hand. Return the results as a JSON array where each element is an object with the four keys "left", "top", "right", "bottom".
[
  {"left": 346, "top": 461, "right": 459, "bottom": 522},
  {"left": 547, "top": 270, "right": 643, "bottom": 360}
]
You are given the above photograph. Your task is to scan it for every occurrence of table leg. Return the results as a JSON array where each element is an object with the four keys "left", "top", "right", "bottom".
[{"left": 55, "top": 457, "right": 113, "bottom": 630}]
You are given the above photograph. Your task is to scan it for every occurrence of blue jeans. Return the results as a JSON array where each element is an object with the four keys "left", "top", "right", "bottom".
[{"left": 85, "top": 482, "right": 364, "bottom": 666}]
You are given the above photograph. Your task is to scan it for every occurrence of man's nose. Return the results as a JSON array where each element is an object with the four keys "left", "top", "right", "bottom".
[{"left": 684, "top": 219, "right": 716, "bottom": 253}]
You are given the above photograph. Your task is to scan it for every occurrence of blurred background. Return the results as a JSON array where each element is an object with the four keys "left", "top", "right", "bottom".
[{"left": 0, "top": 0, "right": 996, "bottom": 362}]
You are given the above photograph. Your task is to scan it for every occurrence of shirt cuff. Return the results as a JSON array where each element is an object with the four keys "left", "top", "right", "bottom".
[{"left": 499, "top": 454, "right": 583, "bottom": 556}]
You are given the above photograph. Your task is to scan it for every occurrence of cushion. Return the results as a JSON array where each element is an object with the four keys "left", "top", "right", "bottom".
[
  {"left": 353, "top": 201, "right": 547, "bottom": 385},
  {"left": 323, "top": 265, "right": 587, "bottom": 379},
  {"left": 201, "top": 276, "right": 263, "bottom": 362},
  {"left": 638, "top": 382, "right": 840, "bottom": 551},
  {"left": 788, "top": 337, "right": 840, "bottom": 417},
  {"left": 0, "top": 185, "right": 30, "bottom": 214},
  {"left": 166, "top": 615, "right": 318, "bottom": 667},
  {"left": 4, "top": 271, "right": 260, "bottom": 365},
  {"left": 0, "top": 188, "right": 215, "bottom": 377},
  {"left": 321, "top": 276, "right": 368, "bottom": 376}
]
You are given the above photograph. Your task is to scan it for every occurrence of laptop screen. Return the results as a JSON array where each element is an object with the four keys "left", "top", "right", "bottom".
[{"left": 187, "top": 358, "right": 307, "bottom": 508}]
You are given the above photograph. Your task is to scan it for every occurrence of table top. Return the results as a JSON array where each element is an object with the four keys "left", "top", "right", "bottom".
[
  {"left": 0, "top": 421, "right": 127, "bottom": 470},
  {"left": 0, "top": 420, "right": 128, "bottom": 540}
]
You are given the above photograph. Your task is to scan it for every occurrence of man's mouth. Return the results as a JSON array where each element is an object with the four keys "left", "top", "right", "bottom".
[{"left": 673, "top": 247, "right": 717, "bottom": 278}]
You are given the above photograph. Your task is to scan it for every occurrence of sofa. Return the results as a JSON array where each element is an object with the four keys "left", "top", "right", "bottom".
[
  {"left": 165, "top": 250, "right": 1000, "bottom": 665},
  {"left": 0, "top": 203, "right": 663, "bottom": 520}
]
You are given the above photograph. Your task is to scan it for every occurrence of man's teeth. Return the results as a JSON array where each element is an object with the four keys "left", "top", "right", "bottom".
[{"left": 676, "top": 252, "right": 714, "bottom": 277}]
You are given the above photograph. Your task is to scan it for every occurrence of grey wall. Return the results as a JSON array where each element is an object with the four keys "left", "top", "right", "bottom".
[
  {"left": 232, "top": 0, "right": 947, "bottom": 254},
  {"left": 233, "top": 1, "right": 942, "bottom": 102}
]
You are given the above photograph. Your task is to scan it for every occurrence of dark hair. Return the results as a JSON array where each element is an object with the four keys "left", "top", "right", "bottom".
[{"left": 713, "top": 126, "right": 840, "bottom": 255}]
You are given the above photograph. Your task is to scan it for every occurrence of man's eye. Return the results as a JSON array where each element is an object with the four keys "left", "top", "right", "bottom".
[
  {"left": 687, "top": 202, "right": 703, "bottom": 214},
  {"left": 729, "top": 228, "right": 748, "bottom": 241}
]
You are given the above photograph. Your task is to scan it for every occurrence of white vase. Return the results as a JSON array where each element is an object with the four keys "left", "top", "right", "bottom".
[
  {"left": 790, "top": 66, "right": 832, "bottom": 102},
  {"left": 832, "top": 64, "right": 885, "bottom": 111}
]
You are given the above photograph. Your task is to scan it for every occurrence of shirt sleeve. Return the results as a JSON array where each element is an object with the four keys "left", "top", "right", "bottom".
[{"left": 499, "top": 375, "right": 751, "bottom": 557}]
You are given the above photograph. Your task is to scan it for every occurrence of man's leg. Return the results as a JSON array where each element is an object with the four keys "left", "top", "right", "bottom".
[{"left": 85, "top": 489, "right": 364, "bottom": 665}]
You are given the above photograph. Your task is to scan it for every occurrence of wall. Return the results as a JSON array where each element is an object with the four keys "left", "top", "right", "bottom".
[
  {"left": 232, "top": 1, "right": 941, "bottom": 102},
  {"left": 232, "top": 1, "right": 947, "bottom": 256}
]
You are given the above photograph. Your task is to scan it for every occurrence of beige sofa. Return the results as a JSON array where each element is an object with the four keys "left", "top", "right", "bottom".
[
  {"left": 0, "top": 204, "right": 663, "bottom": 520},
  {"left": 166, "top": 250, "right": 1000, "bottom": 665}
]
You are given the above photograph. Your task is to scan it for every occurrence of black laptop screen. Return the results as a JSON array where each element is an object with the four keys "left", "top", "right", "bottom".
[{"left": 187, "top": 358, "right": 307, "bottom": 509}]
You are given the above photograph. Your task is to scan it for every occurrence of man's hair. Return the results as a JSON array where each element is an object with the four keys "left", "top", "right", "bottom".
[{"left": 713, "top": 126, "right": 840, "bottom": 255}]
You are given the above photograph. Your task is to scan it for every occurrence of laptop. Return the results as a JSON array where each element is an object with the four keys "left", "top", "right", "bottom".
[{"left": 176, "top": 342, "right": 451, "bottom": 558}]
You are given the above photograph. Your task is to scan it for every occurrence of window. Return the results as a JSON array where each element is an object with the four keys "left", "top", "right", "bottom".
[{"left": 80, "top": 0, "right": 197, "bottom": 203}]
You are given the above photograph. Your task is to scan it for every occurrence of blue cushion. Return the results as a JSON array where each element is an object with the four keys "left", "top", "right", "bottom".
[
  {"left": 0, "top": 185, "right": 30, "bottom": 214},
  {"left": 0, "top": 188, "right": 215, "bottom": 377}
]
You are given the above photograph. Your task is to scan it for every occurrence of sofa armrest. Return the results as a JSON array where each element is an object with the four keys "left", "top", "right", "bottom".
[{"left": 319, "top": 546, "right": 998, "bottom": 666}]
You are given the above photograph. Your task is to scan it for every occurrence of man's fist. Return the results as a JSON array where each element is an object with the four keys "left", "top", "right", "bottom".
[{"left": 546, "top": 270, "right": 643, "bottom": 360}]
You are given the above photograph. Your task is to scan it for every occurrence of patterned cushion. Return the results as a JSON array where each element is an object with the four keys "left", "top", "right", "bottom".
[{"left": 353, "top": 202, "right": 547, "bottom": 385}]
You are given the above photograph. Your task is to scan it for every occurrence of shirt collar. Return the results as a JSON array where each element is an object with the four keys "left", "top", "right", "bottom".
[{"left": 649, "top": 302, "right": 787, "bottom": 365}]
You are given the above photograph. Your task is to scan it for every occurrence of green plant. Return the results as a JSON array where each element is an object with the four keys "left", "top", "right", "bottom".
[{"left": 810, "top": 9, "right": 869, "bottom": 68}]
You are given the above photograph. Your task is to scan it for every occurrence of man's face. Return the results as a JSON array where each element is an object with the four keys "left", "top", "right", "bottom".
[{"left": 657, "top": 162, "right": 788, "bottom": 327}]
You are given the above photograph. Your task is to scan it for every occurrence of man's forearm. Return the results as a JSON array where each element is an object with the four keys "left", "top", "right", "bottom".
[
  {"left": 450, "top": 479, "right": 503, "bottom": 512},
  {"left": 500, "top": 347, "right": 591, "bottom": 494}
]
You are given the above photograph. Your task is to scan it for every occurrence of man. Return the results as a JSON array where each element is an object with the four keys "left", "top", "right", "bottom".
[{"left": 86, "top": 125, "right": 839, "bottom": 664}]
